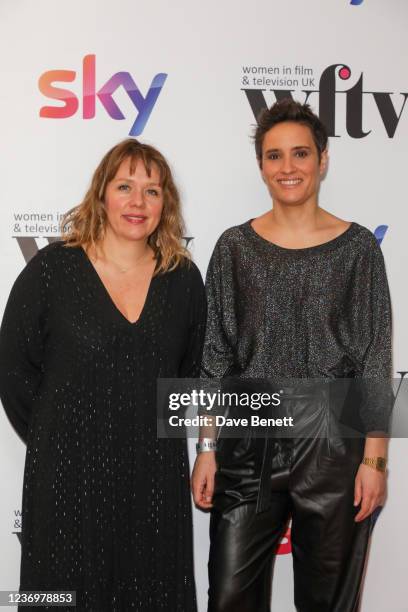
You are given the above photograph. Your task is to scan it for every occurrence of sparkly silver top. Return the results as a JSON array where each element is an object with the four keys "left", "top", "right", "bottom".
[{"left": 202, "top": 220, "right": 392, "bottom": 432}]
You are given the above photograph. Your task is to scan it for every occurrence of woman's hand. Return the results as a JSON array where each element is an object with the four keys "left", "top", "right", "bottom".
[
  {"left": 191, "top": 451, "right": 217, "bottom": 510},
  {"left": 354, "top": 463, "right": 387, "bottom": 522}
]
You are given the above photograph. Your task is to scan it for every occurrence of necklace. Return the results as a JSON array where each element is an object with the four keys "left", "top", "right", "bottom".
[
  {"left": 107, "top": 251, "right": 152, "bottom": 273},
  {"left": 91, "top": 247, "right": 153, "bottom": 274}
]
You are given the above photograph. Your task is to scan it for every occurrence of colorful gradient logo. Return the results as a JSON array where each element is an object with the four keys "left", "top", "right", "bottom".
[
  {"left": 39, "top": 55, "right": 167, "bottom": 136},
  {"left": 374, "top": 225, "right": 388, "bottom": 245}
]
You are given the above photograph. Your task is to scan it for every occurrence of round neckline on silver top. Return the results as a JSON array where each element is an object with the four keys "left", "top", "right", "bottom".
[{"left": 243, "top": 219, "right": 358, "bottom": 255}]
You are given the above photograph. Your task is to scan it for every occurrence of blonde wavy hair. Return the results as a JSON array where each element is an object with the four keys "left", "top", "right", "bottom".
[{"left": 61, "top": 138, "right": 190, "bottom": 273}]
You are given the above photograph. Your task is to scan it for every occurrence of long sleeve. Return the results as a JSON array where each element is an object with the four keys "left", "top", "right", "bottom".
[
  {"left": 361, "top": 243, "right": 392, "bottom": 378},
  {"left": 201, "top": 238, "right": 235, "bottom": 378},
  {"left": 360, "top": 239, "right": 393, "bottom": 433},
  {"left": 0, "top": 254, "right": 46, "bottom": 443},
  {"left": 178, "top": 262, "right": 207, "bottom": 378}
]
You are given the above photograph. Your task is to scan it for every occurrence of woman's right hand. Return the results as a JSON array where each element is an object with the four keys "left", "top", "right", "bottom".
[{"left": 191, "top": 451, "right": 217, "bottom": 510}]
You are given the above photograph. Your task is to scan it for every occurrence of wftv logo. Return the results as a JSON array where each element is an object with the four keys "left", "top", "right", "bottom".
[
  {"left": 39, "top": 54, "right": 167, "bottom": 136},
  {"left": 14, "top": 236, "right": 194, "bottom": 264},
  {"left": 14, "top": 226, "right": 385, "bottom": 264},
  {"left": 243, "top": 64, "right": 408, "bottom": 138},
  {"left": 12, "top": 509, "right": 22, "bottom": 544}
]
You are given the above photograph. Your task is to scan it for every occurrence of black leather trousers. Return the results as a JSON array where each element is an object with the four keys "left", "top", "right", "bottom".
[{"left": 207, "top": 388, "right": 374, "bottom": 612}]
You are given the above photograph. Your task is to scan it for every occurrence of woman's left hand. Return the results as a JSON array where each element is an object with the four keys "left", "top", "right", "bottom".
[{"left": 354, "top": 464, "right": 387, "bottom": 522}]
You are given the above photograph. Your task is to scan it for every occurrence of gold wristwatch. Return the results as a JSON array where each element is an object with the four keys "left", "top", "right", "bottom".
[{"left": 362, "top": 457, "right": 387, "bottom": 472}]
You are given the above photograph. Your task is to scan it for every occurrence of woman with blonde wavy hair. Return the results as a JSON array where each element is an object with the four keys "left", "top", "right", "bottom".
[{"left": 0, "top": 138, "right": 205, "bottom": 611}]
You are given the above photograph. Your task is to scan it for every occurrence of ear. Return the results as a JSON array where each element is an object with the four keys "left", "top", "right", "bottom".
[{"left": 319, "top": 149, "right": 328, "bottom": 176}]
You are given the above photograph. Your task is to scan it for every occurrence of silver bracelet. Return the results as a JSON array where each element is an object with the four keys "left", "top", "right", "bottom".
[{"left": 196, "top": 438, "right": 217, "bottom": 454}]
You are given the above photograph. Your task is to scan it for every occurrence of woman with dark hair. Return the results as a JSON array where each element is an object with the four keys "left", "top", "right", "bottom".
[
  {"left": 192, "top": 99, "right": 391, "bottom": 611},
  {"left": 0, "top": 139, "right": 205, "bottom": 611}
]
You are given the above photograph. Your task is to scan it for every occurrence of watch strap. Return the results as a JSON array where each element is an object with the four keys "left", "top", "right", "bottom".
[{"left": 362, "top": 456, "right": 387, "bottom": 472}]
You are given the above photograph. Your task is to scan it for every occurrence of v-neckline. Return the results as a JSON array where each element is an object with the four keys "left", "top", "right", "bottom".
[{"left": 79, "top": 246, "right": 156, "bottom": 326}]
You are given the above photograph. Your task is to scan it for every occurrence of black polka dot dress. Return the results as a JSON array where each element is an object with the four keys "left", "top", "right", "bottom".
[{"left": 0, "top": 242, "right": 206, "bottom": 611}]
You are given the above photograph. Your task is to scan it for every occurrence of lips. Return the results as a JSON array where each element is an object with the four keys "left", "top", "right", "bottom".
[{"left": 122, "top": 214, "right": 147, "bottom": 224}]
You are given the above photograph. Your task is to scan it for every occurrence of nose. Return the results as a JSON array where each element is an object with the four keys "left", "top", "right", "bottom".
[
  {"left": 281, "top": 153, "right": 295, "bottom": 174},
  {"left": 130, "top": 187, "right": 145, "bottom": 207}
]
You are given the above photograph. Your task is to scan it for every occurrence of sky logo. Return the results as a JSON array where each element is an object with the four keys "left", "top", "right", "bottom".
[
  {"left": 39, "top": 55, "right": 167, "bottom": 136},
  {"left": 374, "top": 225, "right": 388, "bottom": 245}
]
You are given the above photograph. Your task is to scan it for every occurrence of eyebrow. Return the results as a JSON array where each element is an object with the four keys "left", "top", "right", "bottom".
[
  {"left": 264, "top": 145, "right": 312, "bottom": 154},
  {"left": 113, "top": 177, "right": 161, "bottom": 186}
]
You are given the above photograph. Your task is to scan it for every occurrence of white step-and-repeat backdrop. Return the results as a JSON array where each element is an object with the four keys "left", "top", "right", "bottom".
[{"left": 0, "top": 1, "right": 406, "bottom": 610}]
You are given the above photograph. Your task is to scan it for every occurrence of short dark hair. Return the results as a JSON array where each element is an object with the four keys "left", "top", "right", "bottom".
[{"left": 254, "top": 98, "right": 328, "bottom": 165}]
